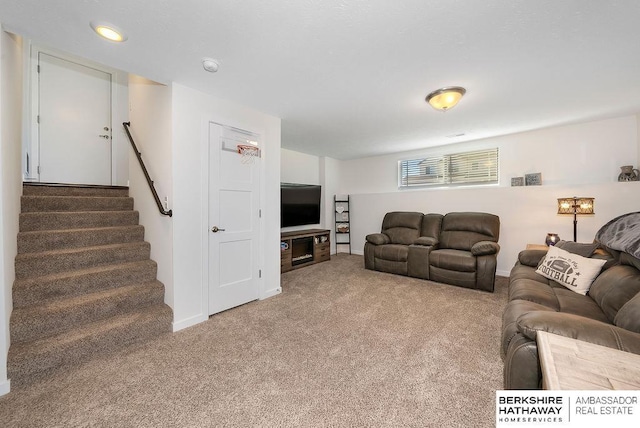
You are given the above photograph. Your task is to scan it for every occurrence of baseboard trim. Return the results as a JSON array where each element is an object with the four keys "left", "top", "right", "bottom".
[
  {"left": 0, "top": 378, "right": 11, "bottom": 396},
  {"left": 172, "top": 314, "right": 208, "bottom": 332},
  {"left": 496, "top": 269, "right": 510, "bottom": 277}
]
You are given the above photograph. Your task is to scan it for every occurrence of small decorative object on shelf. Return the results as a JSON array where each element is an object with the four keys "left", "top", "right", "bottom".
[
  {"left": 511, "top": 177, "right": 524, "bottom": 187},
  {"left": 618, "top": 165, "right": 639, "bottom": 182},
  {"left": 525, "top": 172, "right": 542, "bottom": 186},
  {"left": 545, "top": 233, "right": 560, "bottom": 246}
]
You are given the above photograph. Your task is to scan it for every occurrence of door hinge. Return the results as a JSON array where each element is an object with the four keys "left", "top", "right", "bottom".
[
  {"left": 37, "top": 165, "right": 40, "bottom": 174},
  {"left": 259, "top": 209, "right": 262, "bottom": 218},
  {"left": 37, "top": 64, "right": 40, "bottom": 73},
  {"left": 259, "top": 269, "right": 262, "bottom": 278},
  {"left": 37, "top": 115, "right": 40, "bottom": 124}
]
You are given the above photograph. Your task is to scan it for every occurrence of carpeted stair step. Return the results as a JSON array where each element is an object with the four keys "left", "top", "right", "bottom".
[
  {"left": 20, "top": 210, "right": 139, "bottom": 231},
  {"left": 23, "top": 184, "right": 129, "bottom": 197},
  {"left": 17, "top": 225, "right": 145, "bottom": 253},
  {"left": 11, "top": 281, "right": 166, "bottom": 344},
  {"left": 12, "top": 260, "right": 158, "bottom": 309},
  {"left": 7, "top": 303, "right": 172, "bottom": 384},
  {"left": 21, "top": 195, "right": 134, "bottom": 212},
  {"left": 15, "top": 241, "right": 151, "bottom": 279}
]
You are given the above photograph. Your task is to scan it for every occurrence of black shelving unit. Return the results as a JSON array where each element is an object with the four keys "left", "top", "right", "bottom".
[{"left": 334, "top": 195, "right": 351, "bottom": 254}]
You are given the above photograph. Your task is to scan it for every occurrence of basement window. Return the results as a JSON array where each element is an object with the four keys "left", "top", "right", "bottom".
[{"left": 399, "top": 148, "right": 499, "bottom": 188}]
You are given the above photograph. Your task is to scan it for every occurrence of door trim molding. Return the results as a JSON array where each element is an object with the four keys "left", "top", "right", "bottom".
[
  {"left": 200, "top": 119, "right": 265, "bottom": 318},
  {"left": 24, "top": 43, "right": 128, "bottom": 185}
]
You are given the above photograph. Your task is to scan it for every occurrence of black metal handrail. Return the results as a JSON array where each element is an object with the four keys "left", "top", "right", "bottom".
[{"left": 122, "top": 122, "right": 173, "bottom": 217}]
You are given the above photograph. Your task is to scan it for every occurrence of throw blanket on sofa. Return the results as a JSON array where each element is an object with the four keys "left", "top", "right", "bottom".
[{"left": 595, "top": 212, "right": 640, "bottom": 259}]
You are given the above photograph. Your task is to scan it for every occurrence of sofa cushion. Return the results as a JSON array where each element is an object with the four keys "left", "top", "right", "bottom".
[
  {"left": 535, "top": 246, "right": 606, "bottom": 295},
  {"left": 508, "top": 277, "right": 609, "bottom": 322},
  {"left": 555, "top": 240, "right": 599, "bottom": 257},
  {"left": 420, "top": 213, "right": 443, "bottom": 240},
  {"left": 381, "top": 212, "right": 423, "bottom": 245},
  {"left": 509, "top": 263, "right": 550, "bottom": 285},
  {"left": 429, "top": 249, "right": 476, "bottom": 272},
  {"left": 439, "top": 212, "right": 500, "bottom": 251},
  {"left": 614, "top": 292, "right": 640, "bottom": 334},
  {"left": 589, "top": 264, "right": 640, "bottom": 323},
  {"left": 374, "top": 244, "right": 409, "bottom": 262}
]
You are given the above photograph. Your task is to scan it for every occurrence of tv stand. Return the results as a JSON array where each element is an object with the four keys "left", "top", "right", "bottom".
[{"left": 281, "top": 229, "right": 330, "bottom": 273}]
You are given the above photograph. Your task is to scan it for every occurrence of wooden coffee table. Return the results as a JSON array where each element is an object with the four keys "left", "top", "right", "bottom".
[{"left": 537, "top": 331, "right": 640, "bottom": 390}]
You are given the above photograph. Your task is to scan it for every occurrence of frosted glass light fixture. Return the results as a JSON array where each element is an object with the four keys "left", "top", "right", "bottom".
[{"left": 426, "top": 86, "right": 466, "bottom": 111}]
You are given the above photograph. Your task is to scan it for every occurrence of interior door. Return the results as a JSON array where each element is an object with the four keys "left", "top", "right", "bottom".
[
  {"left": 208, "top": 123, "right": 261, "bottom": 315},
  {"left": 38, "top": 52, "right": 112, "bottom": 185}
]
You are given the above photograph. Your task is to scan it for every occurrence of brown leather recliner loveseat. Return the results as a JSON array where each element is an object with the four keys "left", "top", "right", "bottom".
[{"left": 364, "top": 211, "right": 500, "bottom": 292}]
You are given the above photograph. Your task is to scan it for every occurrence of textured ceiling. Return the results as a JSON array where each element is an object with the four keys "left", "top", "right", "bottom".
[{"left": 1, "top": 1, "right": 639, "bottom": 159}]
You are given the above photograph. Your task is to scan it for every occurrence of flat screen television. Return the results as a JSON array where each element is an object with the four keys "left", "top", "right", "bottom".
[{"left": 281, "top": 183, "right": 321, "bottom": 227}]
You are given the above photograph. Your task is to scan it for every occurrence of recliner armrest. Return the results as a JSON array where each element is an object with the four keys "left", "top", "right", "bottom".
[
  {"left": 516, "top": 311, "right": 640, "bottom": 355},
  {"left": 471, "top": 241, "right": 500, "bottom": 256},
  {"left": 366, "top": 233, "right": 390, "bottom": 245},
  {"left": 414, "top": 236, "right": 438, "bottom": 247},
  {"left": 517, "top": 249, "right": 547, "bottom": 267}
]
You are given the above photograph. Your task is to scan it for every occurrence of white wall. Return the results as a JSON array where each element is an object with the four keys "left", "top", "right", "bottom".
[
  {"left": 171, "top": 83, "right": 281, "bottom": 331},
  {"left": 127, "top": 75, "right": 174, "bottom": 308},
  {"left": 0, "top": 29, "right": 23, "bottom": 396},
  {"left": 280, "top": 149, "right": 320, "bottom": 185},
  {"left": 338, "top": 115, "right": 640, "bottom": 276}
]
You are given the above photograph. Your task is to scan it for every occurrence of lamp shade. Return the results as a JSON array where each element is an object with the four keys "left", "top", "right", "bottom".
[
  {"left": 426, "top": 87, "right": 466, "bottom": 111},
  {"left": 557, "top": 197, "right": 595, "bottom": 215}
]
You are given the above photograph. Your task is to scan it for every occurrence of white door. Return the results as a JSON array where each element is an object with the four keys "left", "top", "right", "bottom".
[
  {"left": 38, "top": 52, "right": 112, "bottom": 185},
  {"left": 208, "top": 123, "right": 261, "bottom": 315}
]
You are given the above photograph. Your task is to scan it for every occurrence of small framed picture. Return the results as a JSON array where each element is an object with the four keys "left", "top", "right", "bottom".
[
  {"left": 511, "top": 177, "right": 524, "bottom": 187},
  {"left": 525, "top": 172, "right": 542, "bottom": 186}
]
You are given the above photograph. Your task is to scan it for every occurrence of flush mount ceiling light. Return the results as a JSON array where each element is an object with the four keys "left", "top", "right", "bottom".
[
  {"left": 202, "top": 58, "right": 219, "bottom": 73},
  {"left": 90, "top": 21, "right": 127, "bottom": 42},
  {"left": 425, "top": 86, "right": 466, "bottom": 111}
]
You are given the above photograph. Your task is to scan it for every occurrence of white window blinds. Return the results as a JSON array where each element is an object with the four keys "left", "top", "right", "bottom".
[{"left": 399, "top": 148, "right": 498, "bottom": 188}]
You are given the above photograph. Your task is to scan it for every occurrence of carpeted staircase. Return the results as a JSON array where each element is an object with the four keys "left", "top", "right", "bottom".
[{"left": 8, "top": 184, "right": 173, "bottom": 386}]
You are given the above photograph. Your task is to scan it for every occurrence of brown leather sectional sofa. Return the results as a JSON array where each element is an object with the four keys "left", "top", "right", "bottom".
[
  {"left": 501, "top": 244, "right": 640, "bottom": 389},
  {"left": 364, "top": 211, "right": 500, "bottom": 292}
]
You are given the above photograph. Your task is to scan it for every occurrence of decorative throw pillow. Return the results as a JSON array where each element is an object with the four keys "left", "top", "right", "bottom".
[{"left": 535, "top": 245, "right": 607, "bottom": 295}]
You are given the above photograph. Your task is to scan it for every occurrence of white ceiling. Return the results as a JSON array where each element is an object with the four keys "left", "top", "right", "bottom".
[{"left": 1, "top": 1, "right": 639, "bottom": 160}]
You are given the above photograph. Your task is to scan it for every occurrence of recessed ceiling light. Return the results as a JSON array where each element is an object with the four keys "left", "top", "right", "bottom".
[
  {"left": 90, "top": 21, "right": 127, "bottom": 42},
  {"left": 202, "top": 58, "right": 219, "bottom": 73}
]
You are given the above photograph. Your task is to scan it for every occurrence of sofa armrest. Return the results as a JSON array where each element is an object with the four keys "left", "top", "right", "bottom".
[
  {"left": 517, "top": 249, "right": 547, "bottom": 267},
  {"left": 471, "top": 241, "right": 500, "bottom": 256},
  {"left": 366, "top": 233, "right": 390, "bottom": 245},
  {"left": 516, "top": 311, "right": 640, "bottom": 355},
  {"left": 414, "top": 236, "right": 438, "bottom": 247}
]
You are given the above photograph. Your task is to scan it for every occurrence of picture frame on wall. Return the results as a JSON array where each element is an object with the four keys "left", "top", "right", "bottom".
[
  {"left": 525, "top": 172, "right": 542, "bottom": 186},
  {"left": 511, "top": 177, "right": 524, "bottom": 187}
]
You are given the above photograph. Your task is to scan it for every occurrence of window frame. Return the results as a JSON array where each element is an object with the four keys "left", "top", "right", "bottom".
[{"left": 398, "top": 147, "right": 499, "bottom": 189}]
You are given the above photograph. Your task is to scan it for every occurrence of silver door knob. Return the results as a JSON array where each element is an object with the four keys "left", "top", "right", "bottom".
[
  {"left": 211, "top": 226, "right": 226, "bottom": 233},
  {"left": 99, "top": 134, "right": 110, "bottom": 139}
]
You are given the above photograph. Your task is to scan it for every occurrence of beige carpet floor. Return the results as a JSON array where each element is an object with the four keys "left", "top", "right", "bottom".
[{"left": 0, "top": 254, "right": 508, "bottom": 427}]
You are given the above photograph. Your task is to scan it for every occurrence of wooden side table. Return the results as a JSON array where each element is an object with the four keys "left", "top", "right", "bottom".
[
  {"left": 526, "top": 243, "right": 549, "bottom": 251},
  {"left": 537, "top": 331, "right": 640, "bottom": 390}
]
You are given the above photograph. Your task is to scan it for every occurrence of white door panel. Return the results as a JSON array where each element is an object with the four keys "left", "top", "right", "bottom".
[
  {"left": 38, "top": 52, "right": 112, "bottom": 185},
  {"left": 209, "top": 123, "right": 261, "bottom": 315}
]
